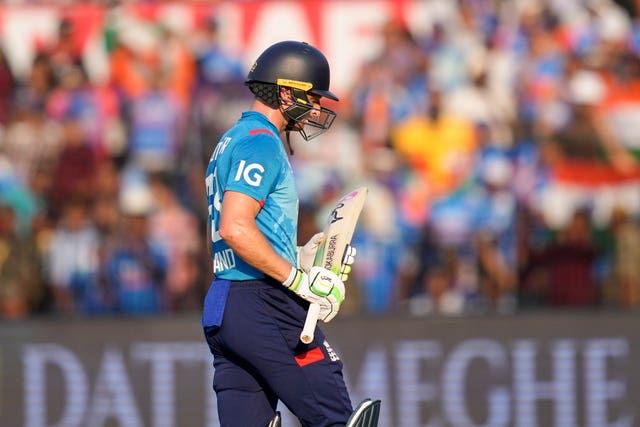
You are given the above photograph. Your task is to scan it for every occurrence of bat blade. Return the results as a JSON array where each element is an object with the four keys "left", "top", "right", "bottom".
[
  {"left": 313, "top": 187, "right": 368, "bottom": 275},
  {"left": 300, "top": 186, "right": 368, "bottom": 344}
]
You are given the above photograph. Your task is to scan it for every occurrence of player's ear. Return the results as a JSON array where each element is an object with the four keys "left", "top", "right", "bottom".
[{"left": 279, "top": 86, "right": 293, "bottom": 105}]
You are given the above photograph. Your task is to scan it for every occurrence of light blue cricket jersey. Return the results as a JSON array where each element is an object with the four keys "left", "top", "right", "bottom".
[{"left": 204, "top": 111, "right": 298, "bottom": 281}]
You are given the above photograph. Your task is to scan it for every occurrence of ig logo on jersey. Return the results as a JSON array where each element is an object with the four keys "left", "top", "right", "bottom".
[{"left": 235, "top": 160, "right": 264, "bottom": 186}]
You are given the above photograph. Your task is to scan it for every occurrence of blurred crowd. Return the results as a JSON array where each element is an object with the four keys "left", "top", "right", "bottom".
[{"left": 2, "top": 0, "right": 640, "bottom": 320}]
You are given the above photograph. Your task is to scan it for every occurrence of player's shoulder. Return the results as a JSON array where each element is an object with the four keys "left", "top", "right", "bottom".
[
  {"left": 237, "top": 112, "right": 280, "bottom": 142},
  {"left": 214, "top": 112, "right": 283, "bottom": 160},
  {"left": 233, "top": 126, "right": 282, "bottom": 154},
  {"left": 214, "top": 125, "right": 271, "bottom": 153}
]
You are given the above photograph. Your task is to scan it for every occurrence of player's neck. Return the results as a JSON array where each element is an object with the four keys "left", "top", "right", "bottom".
[{"left": 250, "top": 99, "right": 287, "bottom": 133}]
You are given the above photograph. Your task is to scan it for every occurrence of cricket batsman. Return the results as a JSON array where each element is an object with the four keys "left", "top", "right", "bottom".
[{"left": 202, "top": 40, "right": 380, "bottom": 426}]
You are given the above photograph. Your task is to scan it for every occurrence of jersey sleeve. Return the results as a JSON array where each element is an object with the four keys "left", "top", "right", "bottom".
[{"left": 224, "top": 134, "right": 283, "bottom": 203}]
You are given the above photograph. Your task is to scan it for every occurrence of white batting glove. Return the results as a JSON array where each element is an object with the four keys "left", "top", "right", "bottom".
[
  {"left": 298, "top": 231, "right": 357, "bottom": 282},
  {"left": 283, "top": 266, "right": 345, "bottom": 322},
  {"left": 296, "top": 232, "right": 324, "bottom": 273}
]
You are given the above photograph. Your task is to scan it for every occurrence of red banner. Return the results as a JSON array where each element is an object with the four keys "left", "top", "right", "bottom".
[{"left": 0, "top": 1, "right": 427, "bottom": 97}]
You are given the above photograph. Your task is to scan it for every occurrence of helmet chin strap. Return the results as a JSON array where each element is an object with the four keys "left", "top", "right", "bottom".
[
  {"left": 285, "top": 130, "right": 295, "bottom": 155},
  {"left": 281, "top": 100, "right": 298, "bottom": 155}
]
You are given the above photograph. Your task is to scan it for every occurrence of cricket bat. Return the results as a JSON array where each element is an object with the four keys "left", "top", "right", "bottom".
[{"left": 299, "top": 186, "right": 368, "bottom": 344}]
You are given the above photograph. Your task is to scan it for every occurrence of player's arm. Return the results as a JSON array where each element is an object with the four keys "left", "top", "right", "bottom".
[
  {"left": 218, "top": 190, "right": 292, "bottom": 282},
  {"left": 220, "top": 190, "right": 345, "bottom": 322}
]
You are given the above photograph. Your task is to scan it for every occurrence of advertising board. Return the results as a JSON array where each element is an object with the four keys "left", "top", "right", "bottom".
[{"left": 1, "top": 312, "right": 638, "bottom": 427}]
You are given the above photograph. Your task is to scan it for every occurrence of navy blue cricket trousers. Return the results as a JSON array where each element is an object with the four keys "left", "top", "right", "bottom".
[{"left": 203, "top": 279, "right": 353, "bottom": 427}]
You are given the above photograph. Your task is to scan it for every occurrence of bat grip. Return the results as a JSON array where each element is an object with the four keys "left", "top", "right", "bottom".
[{"left": 300, "top": 303, "right": 321, "bottom": 344}]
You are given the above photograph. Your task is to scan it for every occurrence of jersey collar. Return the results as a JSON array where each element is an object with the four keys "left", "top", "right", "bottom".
[{"left": 241, "top": 111, "right": 280, "bottom": 136}]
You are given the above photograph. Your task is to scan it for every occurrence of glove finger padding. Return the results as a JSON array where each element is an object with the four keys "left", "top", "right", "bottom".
[
  {"left": 340, "top": 245, "right": 357, "bottom": 282},
  {"left": 308, "top": 266, "right": 345, "bottom": 322}
]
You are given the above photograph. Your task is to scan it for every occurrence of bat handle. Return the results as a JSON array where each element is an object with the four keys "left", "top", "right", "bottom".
[{"left": 300, "top": 303, "right": 321, "bottom": 344}]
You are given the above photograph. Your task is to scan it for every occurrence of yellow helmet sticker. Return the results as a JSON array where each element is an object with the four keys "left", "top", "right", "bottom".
[{"left": 277, "top": 78, "right": 313, "bottom": 91}]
